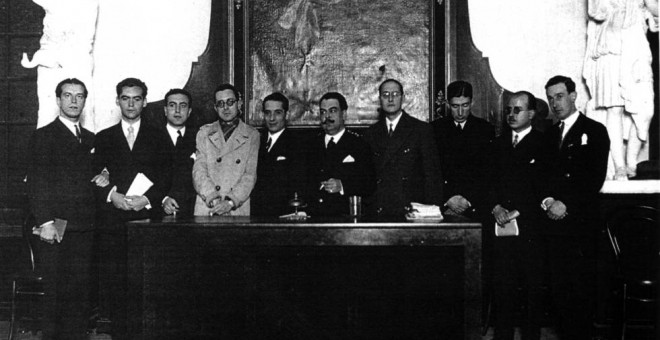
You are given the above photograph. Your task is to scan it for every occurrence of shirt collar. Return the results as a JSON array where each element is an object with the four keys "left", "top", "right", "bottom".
[
  {"left": 121, "top": 118, "right": 141, "bottom": 138},
  {"left": 560, "top": 110, "right": 579, "bottom": 137},
  {"left": 166, "top": 124, "right": 185, "bottom": 145},
  {"left": 325, "top": 128, "right": 346, "bottom": 146},
  {"left": 58, "top": 116, "right": 80, "bottom": 136},
  {"left": 513, "top": 125, "right": 532, "bottom": 143},
  {"left": 267, "top": 128, "right": 286, "bottom": 151},
  {"left": 385, "top": 112, "right": 403, "bottom": 132},
  {"left": 455, "top": 120, "right": 466, "bottom": 129}
]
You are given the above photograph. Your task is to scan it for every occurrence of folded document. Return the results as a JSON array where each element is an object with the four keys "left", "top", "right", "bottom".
[{"left": 126, "top": 173, "right": 153, "bottom": 197}]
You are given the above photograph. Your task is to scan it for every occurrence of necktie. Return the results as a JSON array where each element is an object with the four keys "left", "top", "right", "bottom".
[
  {"left": 327, "top": 137, "right": 336, "bottom": 150},
  {"left": 265, "top": 137, "right": 272, "bottom": 152},
  {"left": 388, "top": 123, "right": 393, "bottom": 137},
  {"left": 512, "top": 134, "right": 518, "bottom": 148},
  {"left": 74, "top": 124, "right": 81, "bottom": 143},
  {"left": 176, "top": 130, "right": 183, "bottom": 146},
  {"left": 456, "top": 123, "right": 463, "bottom": 133},
  {"left": 127, "top": 125, "right": 135, "bottom": 150},
  {"left": 558, "top": 121, "right": 565, "bottom": 148}
]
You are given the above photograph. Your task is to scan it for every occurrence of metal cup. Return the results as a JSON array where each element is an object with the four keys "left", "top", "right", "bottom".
[{"left": 349, "top": 195, "right": 362, "bottom": 217}]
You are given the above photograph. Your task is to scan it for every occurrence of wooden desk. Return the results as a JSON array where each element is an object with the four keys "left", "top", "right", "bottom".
[{"left": 126, "top": 216, "right": 482, "bottom": 339}]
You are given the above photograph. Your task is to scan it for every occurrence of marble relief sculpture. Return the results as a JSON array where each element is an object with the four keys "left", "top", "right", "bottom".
[
  {"left": 583, "top": 0, "right": 659, "bottom": 180},
  {"left": 21, "top": 0, "right": 98, "bottom": 130}
]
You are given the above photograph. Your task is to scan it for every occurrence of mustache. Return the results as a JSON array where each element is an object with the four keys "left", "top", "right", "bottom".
[{"left": 321, "top": 117, "right": 335, "bottom": 124}]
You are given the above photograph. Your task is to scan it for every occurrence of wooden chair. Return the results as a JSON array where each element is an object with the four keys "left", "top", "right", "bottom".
[
  {"left": 606, "top": 205, "right": 659, "bottom": 340},
  {"left": 7, "top": 213, "right": 44, "bottom": 340}
]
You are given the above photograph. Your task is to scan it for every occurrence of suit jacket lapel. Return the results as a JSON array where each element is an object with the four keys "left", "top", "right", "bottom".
[
  {"left": 561, "top": 114, "right": 584, "bottom": 152},
  {"left": 223, "top": 121, "right": 249, "bottom": 156}
]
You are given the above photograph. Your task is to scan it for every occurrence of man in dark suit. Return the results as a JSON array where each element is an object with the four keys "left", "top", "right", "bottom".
[
  {"left": 27, "top": 78, "right": 107, "bottom": 339},
  {"left": 157, "top": 88, "right": 197, "bottom": 217},
  {"left": 489, "top": 91, "right": 548, "bottom": 340},
  {"left": 432, "top": 80, "right": 494, "bottom": 218},
  {"left": 306, "top": 92, "right": 374, "bottom": 216},
  {"left": 540, "top": 75, "right": 610, "bottom": 339},
  {"left": 251, "top": 92, "right": 307, "bottom": 217},
  {"left": 363, "top": 78, "right": 443, "bottom": 217},
  {"left": 93, "top": 77, "right": 170, "bottom": 338}
]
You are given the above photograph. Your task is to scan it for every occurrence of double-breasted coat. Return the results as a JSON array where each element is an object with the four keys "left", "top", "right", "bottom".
[{"left": 193, "top": 120, "right": 260, "bottom": 216}]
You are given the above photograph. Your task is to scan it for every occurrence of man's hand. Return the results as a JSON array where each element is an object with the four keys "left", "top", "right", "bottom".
[
  {"left": 209, "top": 200, "right": 233, "bottom": 216},
  {"left": 91, "top": 172, "right": 110, "bottom": 187},
  {"left": 110, "top": 191, "right": 131, "bottom": 210},
  {"left": 126, "top": 195, "right": 149, "bottom": 211},
  {"left": 446, "top": 195, "right": 471, "bottom": 214},
  {"left": 321, "top": 178, "right": 343, "bottom": 194},
  {"left": 492, "top": 205, "right": 510, "bottom": 225},
  {"left": 162, "top": 197, "right": 180, "bottom": 215},
  {"left": 201, "top": 191, "right": 222, "bottom": 208},
  {"left": 547, "top": 200, "right": 568, "bottom": 220},
  {"left": 32, "top": 223, "right": 57, "bottom": 244}
]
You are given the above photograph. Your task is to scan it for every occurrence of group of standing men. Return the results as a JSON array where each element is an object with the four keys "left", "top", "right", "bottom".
[{"left": 27, "top": 74, "right": 609, "bottom": 339}]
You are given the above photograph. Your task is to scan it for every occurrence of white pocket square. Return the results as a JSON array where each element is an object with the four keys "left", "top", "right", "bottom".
[
  {"left": 529, "top": 159, "right": 535, "bottom": 164},
  {"left": 581, "top": 133, "right": 588, "bottom": 145},
  {"left": 277, "top": 156, "right": 287, "bottom": 161},
  {"left": 190, "top": 153, "right": 197, "bottom": 160},
  {"left": 342, "top": 155, "right": 355, "bottom": 163},
  {"left": 90, "top": 148, "right": 95, "bottom": 154}
]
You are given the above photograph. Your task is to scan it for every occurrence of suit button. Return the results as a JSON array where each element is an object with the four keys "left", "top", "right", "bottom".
[
  {"left": 402, "top": 177, "right": 408, "bottom": 181},
  {"left": 216, "top": 157, "right": 222, "bottom": 163},
  {"left": 215, "top": 185, "right": 221, "bottom": 191},
  {"left": 320, "top": 169, "right": 325, "bottom": 173},
  {"left": 377, "top": 179, "right": 382, "bottom": 184},
  {"left": 564, "top": 173, "right": 571, "bottom": 178},
  {"left": 236, "top": 159, "right": 241, "bottom": 164}
]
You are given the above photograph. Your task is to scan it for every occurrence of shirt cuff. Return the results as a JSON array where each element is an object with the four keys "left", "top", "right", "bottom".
[
  {"left": 540, "top": 197, "right": 555, "bottom": 211},
  {"left": 106, "top": 186, "right": 117, "bottom": 203}
]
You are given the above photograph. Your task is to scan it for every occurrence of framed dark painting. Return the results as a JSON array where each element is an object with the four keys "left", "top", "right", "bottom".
[{"left": 242, "top": 0, "right": 435, "bottom": 126}]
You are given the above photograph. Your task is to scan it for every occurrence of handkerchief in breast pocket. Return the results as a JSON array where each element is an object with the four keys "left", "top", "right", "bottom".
[
  {"left": 581, "top": 133, "right": 588, "bottom": 145},
  {"left": 190, "top": 152, "right": 197, "bottom": 160},
  {"left": 342, "top": 155, "right": 355, "bottom": 163},
  {"left": 90, "top": 148, "right": 95, "bottom": 154},
  {"left": 277, "top": 156, "right": 287, "bottom": 161}
]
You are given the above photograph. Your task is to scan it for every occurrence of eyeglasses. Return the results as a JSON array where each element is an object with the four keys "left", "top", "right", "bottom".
[
  {"left": 504, "top": 107, "right": 529, "bottom": 115},
  {"left": 215, "top": 99, "right": 237, "bottom": 108},
  {"left": 380, "top": 91, "right": 401, "bottom": 99}
]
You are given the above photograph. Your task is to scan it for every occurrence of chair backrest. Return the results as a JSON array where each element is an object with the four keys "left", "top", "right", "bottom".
[
  {"left": 606, "top": 205, "right": 659, "bottom": 280},
  {"left": 21, "top": 213, "right": 37, "bottom": 272}
]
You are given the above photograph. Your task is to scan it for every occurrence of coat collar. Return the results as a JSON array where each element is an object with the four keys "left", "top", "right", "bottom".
[{"left": 208, "top": 120, "right": 251, "bottom": 157}]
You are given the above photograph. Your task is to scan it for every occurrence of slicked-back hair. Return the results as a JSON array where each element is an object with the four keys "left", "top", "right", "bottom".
[
  {"left": 512, "top": 91, "right": 537, "bottom": 111},
  {"left": 262, "top": 92, "right": 289, "bottom": 112},
  {"left": 319, "top": 92, "right": 348, "bottom": 111},
  {"left": 378, "top": 79, "right": 404, "bottom": 96},
  {"left": 214, "top": 84, "right": 240, "bottom": 100},
  {"left": 447, "top": 80, "right": 473, "bottom": 100},
  {"left": 164, "top": 88, "right": 193, "bottom": 107},
  {"left": 545, "top": 75, "right": 576, "bottom": 93},
  {"left": 116, "top": 77, "right": 148, "bottom": 97},
  {"left": 55, "top": 78, "right": 88, "bottom": 98}
]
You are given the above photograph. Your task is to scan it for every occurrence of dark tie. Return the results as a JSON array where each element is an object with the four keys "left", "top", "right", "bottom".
[
  {"left": 327, "top": 137, "right": 336, "bottom": 150},
  {"left": 74, "top": 124, "right": 81, "bottom": 143},
  {"left": 512, "top": 134, "right": 518, "bottom": 148},
  {"left": 265, "top": 137, "right": 272, "bottom": 152},
  {"left": 176, "top": 130, "right": 183, "bottom": 146},
  {"left": 558, "top": 121, "right": 565, "bottom": 148},
  {"left": 388, "top": 123, "right": 393, "bottom": 137},
  {"left": 456, "top": 123, "right": 463, "bottom": 133}
]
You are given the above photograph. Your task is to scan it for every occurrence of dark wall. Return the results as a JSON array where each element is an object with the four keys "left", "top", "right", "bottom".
[{"left": 0, "top": 0, "right": 43, "bottom": 209}]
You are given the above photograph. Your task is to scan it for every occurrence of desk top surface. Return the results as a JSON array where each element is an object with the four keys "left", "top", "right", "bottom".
[{"left": 128, "top": 215, "right": 481, "bottom": 229}]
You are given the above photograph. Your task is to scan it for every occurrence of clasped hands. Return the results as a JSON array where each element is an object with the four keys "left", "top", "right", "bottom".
[
  {"left": 320, "top": 178, "right": 343, "bottom": 194},
  {"left": 444, "top": 195, "right": 471, "bottom": 216},
  {"left": 200, "top": 191, "right": 233, "bottom": 216},
  {"left": 544, "top": 198, "right": 568, "bottom": 220},
  {"left": 110, "top": 191, "right": 149, "bottom": 211}
]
